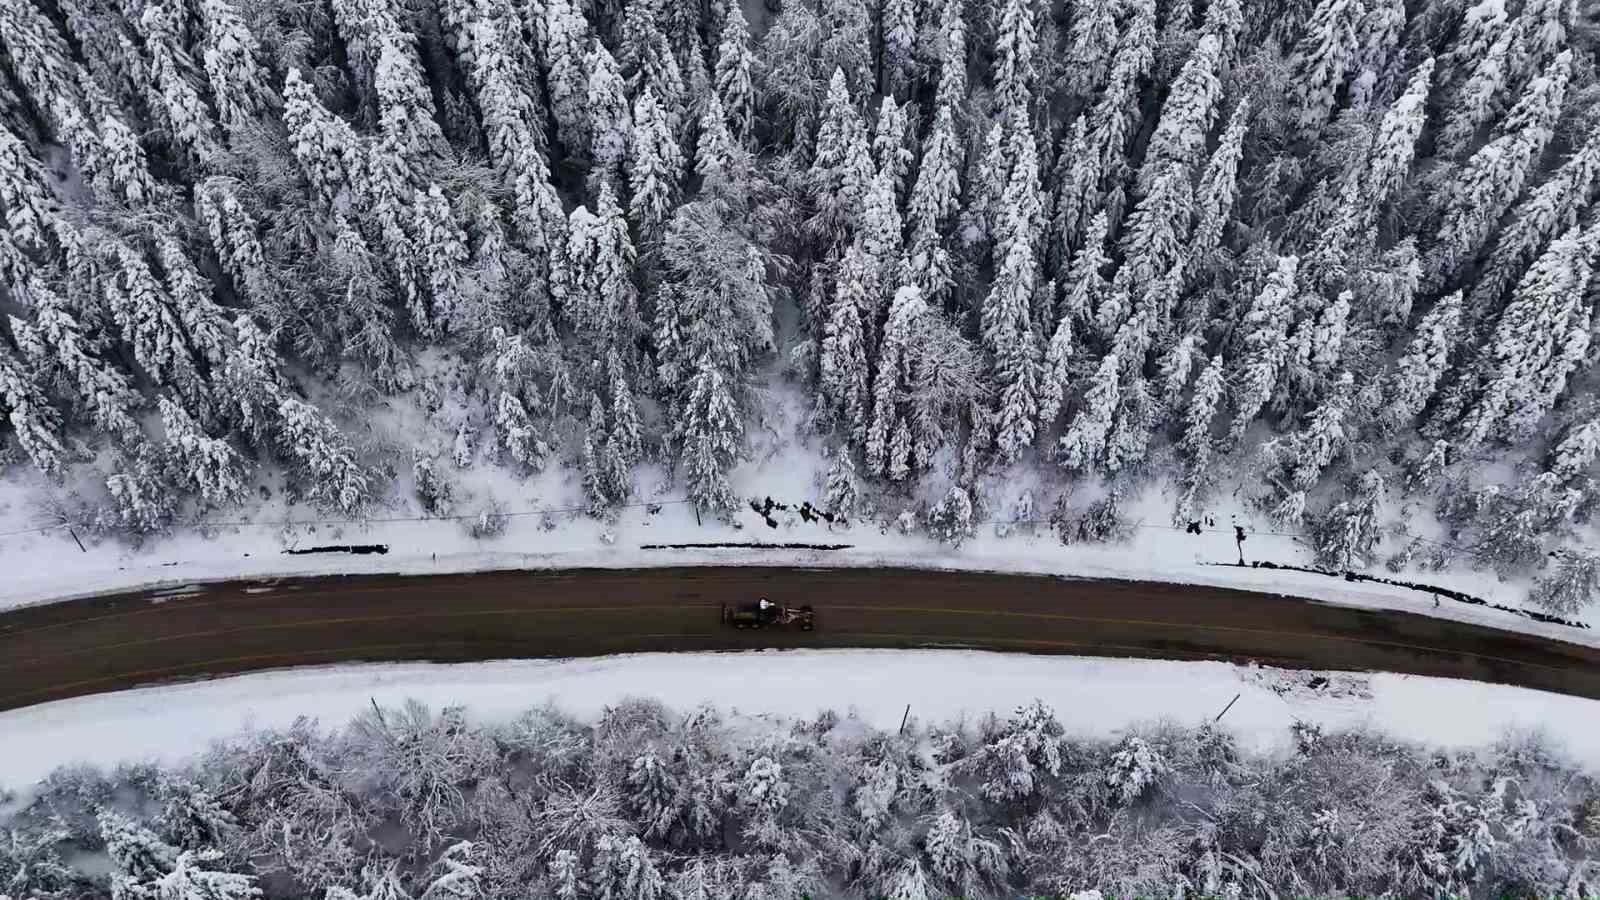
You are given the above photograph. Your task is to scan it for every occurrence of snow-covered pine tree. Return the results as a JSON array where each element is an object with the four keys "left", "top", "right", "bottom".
[
  {"left": 820, "top": 246, "right": 872, "bottom": 440},
  {"left": 992, "top": 0, "right": 1037, "bottom": 117},
  {"left": 157, "top": 395, "right": 248, "bottom": 506},
  {"left": 275, "top": 396, "right": 370, "bottom": 515},
  {"left": 959, "top": 121, "right": 1006, "bottom": 250},
  {"left": 1363, "top": 57, "right": 1432, "bottom": 216},
  {"left": 282, "top": 69, "right": 365, "bottom": 212},
  {"left": 713, "top": 3, "right": 754, "bottom": 142},
  {"left": 1455, "top": 223, "right": 1595, "bottom": 449},
  {"left": 152, "top": 850, "right": 260, "bottom": 900},
  {"left": 582, "top": 393, "right": 613, "bottom": 513},
  {"left": 0, "top": 343, "right": 66, "bottom": 477},
  {"left": 810, "top": 69, "right": 875, "bottom": 247},
  {"left": 1286, "top": 371, "right": 1353, "bottom": 490},
  {"left": 219, "top": 314, "right": 283, "bottom": 443},
  {"left": 628, "top": 88, "right": 684, "bottom": 240},
  {"left": 137, "top": 3, "right": 224, "bottom": 168},
  {"left": 1187, "top": 98, "right": 1248, "bottom": 284},
  {"left": 1036, "top": 313, "right": 1073, "bottom": 431},
  {"left": 413, "top": 183, "right": 471, "bottom": 329},
  {"left": 871, "top": 97, "right": 913, "bottom": 202},
  {"left": 1314, "top": 469, "right": 1385, "bottom": 569},
  {"left": 1468, "top": 121, "right": 1600, "bottom": 321},
  {"left": 1057, "top": 352, "right": 1119, "bottom": 471},
  {"left": 1548, "top": 419, "right": 1600, "bottom": 483},
  {"left": 865, "top": 286, "right": 926, "bottom": 477},
  {"left": 1063, "top": 0, "right": 1117, "bottom": 98},
  {"left": 10, "top": 288, "right": 141, "bottom": 443},
  {"left": 822, "top": 450, "right": 858, "bottom": 522},
  {"left": 1228, "top": 255, "right": 1299, "bottom": 443},
  {"left": 932, "top": 0, "right": 968, "bottom": 114},
  {"left": 678, "top": 357, "right": 742, "bottom": 515},
  {"left": 543, "top": 0, "right": 591, "bottom": 155},
  {"left": 1431, "top": 50, "right": 1571, "bottom": 286},
  {"left": 1436, "top": 21, "right": 1518, "bottom": 160},
  {"left": 1141, "top": 34, "right": 1222, "bottom": 186},
  {"left": 1060, "top": 209, "right": 1111, "bottom": 330},
  {"left": 605, "top": 358, "right": 642, "bottom": 500},
  {"left": 1379, "top": 290, "right": 1460, "bottom": 432},
  {"left": 1116, "top": 161, "right": 1193, "bottom": 319},
  {"left": 695, "top": 93, "right": 740, "bottom": 181},
  {"left": 0, "top": 121, "right": 56, "bottom": 262},
  {"left": 195, "top": 0, "right": 269, "bottom": 139},
  {"left": 0, "top": 0, "right": 82, "bottom": 126},
  {"left": 1528, "top": 551, "right": 1599, "bottom": 616},
  {"left": 1288, "top": 0, "right": 1363, "bottom": 136},
  {"left": 881, "top": 0, "right": 918, "bottom": 97},
  {"left": 586, "top": 40, "right": 631, "bottom": 193}
]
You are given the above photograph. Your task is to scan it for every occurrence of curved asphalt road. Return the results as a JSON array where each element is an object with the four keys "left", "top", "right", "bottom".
[{"left": 2, "top": 566, "right": 1599, "bottom": 713}]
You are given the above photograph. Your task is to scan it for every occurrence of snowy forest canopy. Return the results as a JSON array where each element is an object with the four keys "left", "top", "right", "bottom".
[
  {"left": 3, "top": 0, "right": 1600, "bottom": 602},
  {"left": 2, "top": 696, "right": 1599, "bottom": 899}
]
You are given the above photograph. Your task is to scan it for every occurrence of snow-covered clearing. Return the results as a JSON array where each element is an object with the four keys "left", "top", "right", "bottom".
[
  {"left": 3, "top": 426, "right": 1595, "bottom": 647},
  {"left": 4, "top": 649, "right": 1597, "bottom": 790}
]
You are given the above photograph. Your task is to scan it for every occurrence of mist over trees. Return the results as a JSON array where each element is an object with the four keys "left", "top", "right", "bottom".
[
  {"left": 3, "top": 696, "right": 1599, "bottom": 899},
  {"left": 2, "top": 0, "right": 1600, "bottom": 604}
]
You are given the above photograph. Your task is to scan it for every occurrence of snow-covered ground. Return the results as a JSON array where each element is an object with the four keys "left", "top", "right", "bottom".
[
  {"left": 4, "top": 649, "right": 1597, "bottom": 790},
  {"left": 2, "top": 421, "right": 1595, "bottom": 647}
]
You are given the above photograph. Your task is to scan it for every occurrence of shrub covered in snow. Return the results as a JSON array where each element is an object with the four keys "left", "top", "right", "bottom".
[{"left": 5, "top": 697, "right": 1598, "bottom": 900}]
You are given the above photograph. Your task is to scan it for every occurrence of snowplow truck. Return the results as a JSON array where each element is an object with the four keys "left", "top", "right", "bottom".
[{"left": 722, "top": 598, "right": 815, "bottom": 631}]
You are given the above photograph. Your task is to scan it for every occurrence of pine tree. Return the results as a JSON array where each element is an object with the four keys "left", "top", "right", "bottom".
[
  {"left": 138, "top": 3, "right": 224, "bottom": 168},
  {"left": 562, "top": 181, "right": 642, "bottom": 365},
  {"left": 1287, "top": 371, "right": 1353, "bottom": 490},
  {"left": 587, "top": 40, "right": 631, "bottom": 193},
  {"left": 195, "top": 179, "right": 273, "bottom": 306},
  {"left": 11, "top": 289, "right": 140, "bottom": 443},
  {"left": 713, "top": 4, "right": 754, "bottom": 142},
  {"left": 276, "top": 396, "right": 369, "bottom": 515},
  {"left": 543, "top": 0, "right": 591, "bottom": 155},
  {"left": 820, "top": 248, "right": 872, "bottom": 440},
  {"left": 101, "top": 810, "right": 178, "bottom": 884},
  {"left": 1455, "top": 223, "right": 1595, "bottom": 449},
  {"left": 1289, "top": 0, "right": 1364, "bottom": 136},
  {"left": 195, "top": 0, "right": 269, "bottom": 138},
  {"left": 1314, "top": 469, "right": 1385, "bottom": 569},
  {"left": 992, "top": 0, "right": 1037, "bottom": 116},
  {"left": 220, "top": 314, "right": 284, "bottom": 443},
  {"left": 823, "top": 450, "right": 858, "bottom": 521},
  {"left": 881, "top": 0, "right": 918, "bottom": 96},
  {"left": 157, "top": 396, "right": 248, "bottom": 506},
  {"left": 282, "top": 69, "right": 365, "bottom": 211},
  {"left": 1229, "top": 255, "right": 1299, "bottom": 443},
  {"left": 628, "top": 88, "right": 684, "bottom": 240},
  {"left": 871, "top": 96, "right": 913, "bottom": 202},
  {"left": 1437, "top": 22, "right": 1517, "bottom": 160},
  {"left": 154, "top": 236, "right": 230, "bottom": 371},
  {"left": 0, "top": 343, "right": 66, "bottom": 477},
  {"left": 605, "top": 359, "right": 642, "bottom": 500},
  {"left": 1064, "top": 0, "right": 1117, "bottom": 97},
  {"left": 582, "top": 393, "right": 613, "bottom": 513},
  {"left": 1431, "top": 50, "right": 1571, "bottom": 286},
  {"left": 906, "top": 106, "right": 962, "bottom": 245},
  {"left": 1468, "top": 122, "right": 1600, "bottom": 320},
  {"left": 0, "top": 0, "right": 81, "bottom": 124},
  {"left": 1141, "top": 34, "right": 1223, "bottom": 183},
  {"left": 1036, "top": 314, "right": 1074, "bottom": 431},
  {"left": 1364, "top": 58, "right": 1433, "bottom": 214},
  {"left": 1549, "top": 419, "right": 1600, "bottom": 483},
  {"left": 0, "top": 123, "right": 56, "bottom": 262},
  {"left": 679, "top": 357, "right": 742, "bottom": 515},
  {"left": 413, "top": 183, "right": 471, "bottom": 329},
  {"left": 1117, "top": 162, "right": 1193, "bottom": 314},
  {"left": 866, "top": 286, "right": 926, "bottom": 477},
  {"left": 695, "top": 93, "right": 739, "bottom": 181},
  {"left": 1057, "top": 352, "right": 1119, "bottom": 471},
  {"left": 810, "top": 69, "right": 875, "bottom": 246},
  {"left": 1061, "top": 210, "right": 1111, "bottom": 329},
  {"left": 1380, "top": 291, "right": 1461, "bottom": 432},
  {"left": 932, "top": 0, "right": 968, "bottom": 113},
  {"left": 960, "top": 122, "right": 1006, "bottom": 250}
]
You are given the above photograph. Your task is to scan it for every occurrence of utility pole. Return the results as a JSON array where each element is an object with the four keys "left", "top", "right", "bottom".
[
  {"left": 1214, "top": 693, "right": 1241, "bottom": 723},
  {"left": 898, "top": 704, "right": 911, "bottom": 735}
]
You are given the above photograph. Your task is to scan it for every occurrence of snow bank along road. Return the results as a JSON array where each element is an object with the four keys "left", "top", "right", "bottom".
[{"left": 5, "top": 566, "right": 1600, "bottom": 712}]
